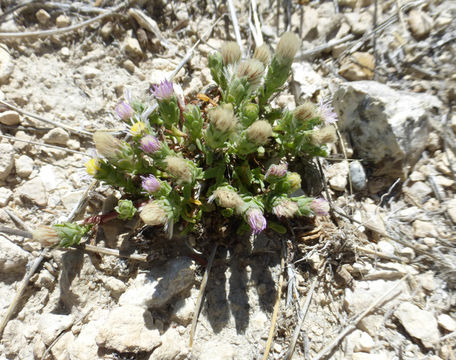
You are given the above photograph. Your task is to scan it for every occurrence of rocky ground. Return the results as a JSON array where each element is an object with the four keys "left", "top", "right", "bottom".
[{"left": 0, "top": 0, "right": 455, "bottom": 359}]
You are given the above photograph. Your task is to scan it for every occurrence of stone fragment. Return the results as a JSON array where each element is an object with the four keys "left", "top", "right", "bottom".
[
  {"left": 417, "top": 271, "right": 435, "bottom": 292},
  {"left": 69, "top": 318, "right": 102, "bottom": 360},
  {"left": 81, "top": 66, "right": 100, "bottom": 80},
  {"left": 395, "top": 302, "right": 439, "bottom": 348},
  {"left": 362, "top": 202, "right": 385, "bottom": 233},
  {"left": 404, "top": 181, "right": 432, "bottom": 202},
  {"left": 0, "top": 110, "right": 20, "bottom": 125},
  {"left": 171, "top": 288, "right": 198, "bottom": 325},
  {"left": 447, "top": 198, "right": 456, "bottom": 224},
  {"left": 350, "top": 160, "right": 367, "bottom": 190},
  {"left": 412, "top": 220, "right": 437, "bottom": 238},
  {"left": 16, "top": 176, "right": 48, "bottom": 206},
  {"left": 15, "top": 155, "right": 34, "bottom": 178},
  {"left": 36, "top": 9, "right": 51, "bottom": 25},
  {"left": 38, "top": 313, "right": 73, "bottom": 346},
  {"left": 437, "top": 314, "right": 456, "bottom": 332},
  {"left": 123, "top": 59, "right": 135, "bottom": 73},
  {"left": 43, "top": 128, "right": 70, "bottom": 145},
  {"left": 56, "top": 14, "right": 71, "bottom": 28},
  {"left": 327, "top": 160, "right": 349, "bottom": 191},
  {"left": 195, "top": 341, "right": 237, "bottom": 360},
  {"left": 104, "top": 276, "right": 127, "bottom": 296},
  {"left": 0, "top": 143, "right": 14, "bottom": 180},
  {"left": 184, "top": 77, "right": 203, "bottom": 98},
  {"left": 352, "top": 354, "right": 388, "bottom": 360},
  {"left": 51, "top": 332, "right": 74, "bottom": 360},
  {"left": 149, "top": 328, "right": 189, "bottom": 360},
  {"left": 347, "top": 329, "right": 375, "bottom": 352},
  {"left": 334, "top": 81, "right": 440, "bottom": 176},
  {"left": 291, "top": 62, "right": 324, "bottom": 100},
  {"left": 358, "top": 315, "right": 384, "bottom": 337},
  {"left": 13, "top": 131, "right": 32, "bottom": 151},
  {"left": 0, "top": 46, "right": 14, "bottom": 84},
  {"left": 124, "top": 37, "right": 143, "bottom": 58},
  {"left": 339, "top": 52, "right": 375, "bottom": 81},
  {"left": 408, "top": 9, "right": 433, "bottom": 39},
  {"left": 119, "top": 257, "right": 195, "bottom": 309},
  {"left": 377, "top": 240, "right": 395, "bottom": 257},
  {"left": 0, "top": 236, "right": 29, "bottom": 273},
  {"left": 96, "top": 305, "right": 161, "bottom": 352},
  {"left": 345, "top": 12, "right": 372, "bottom": 35},
  {"left": 101, "top": 21, "right": 113, "bottom": 39},
  {"left": 61, "top": 190, "right": 85, "bottom": 211},
  {"left": 0, "top": 187, "right": 13, "bottom": 206}
]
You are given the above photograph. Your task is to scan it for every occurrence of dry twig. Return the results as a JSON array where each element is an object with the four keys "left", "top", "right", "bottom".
[{"left": 227, "top": 0, "right": 244, "bottom": 56}]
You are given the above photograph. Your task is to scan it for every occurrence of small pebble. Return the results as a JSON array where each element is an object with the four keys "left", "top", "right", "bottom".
[
  {"left": 0, "top": 110, "right": 20, "bottom": 125},
  {"left": 438, "top": 314, "right": 456, "bottom": 332},
  {"left": 350, "top": 160, "right": 367, "bottom": 190},
  {"left": 15, "top": 155, "right": 34, "bottom": 178},
  {"left": 56, "top": 15, "right": 71, "bottom": 28},
  {"left": 35, "top": 9, "right": 51, "bottom": 25}
]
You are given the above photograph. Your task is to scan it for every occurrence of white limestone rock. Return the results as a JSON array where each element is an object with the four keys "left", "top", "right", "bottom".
[
  {"left": 0, "top": 187, "right": 13, "bottom": 206},
  {"left": 437, "top": 314, "right": 456, "bottom": 332},
  {"left": 16, "top": 177, "right": 48, "bottom": 206},
  {"left": 0, "top": 236, "right": 30, "bottom": 273},
  {"left": 15, "top": 155, "right": 34, "bottom": 178},
  {"left": 149, "top": 328, "right": 189, "bottom": 360},
  {"left": 43, "top": 128, "right": 70, "bottom": 145},
  {"left": 0, "top": 110, "right": 20, "bottom": 125},
  {"left": 0, "top": 46, "right": 14, "bottom": 84},
  {"left": 38, "top": 313, "right": 74, "bottom": 346},
  {"left": 0, "top": 143, "right": 14, "bottom": 180},
  {"left": 334, "top": 81, "right": 440, "bottom": 177}
]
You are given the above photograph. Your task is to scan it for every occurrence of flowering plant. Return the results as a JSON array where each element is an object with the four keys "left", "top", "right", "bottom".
[{"left": 34, "top": 32, "right": 337, "bottom": 247}]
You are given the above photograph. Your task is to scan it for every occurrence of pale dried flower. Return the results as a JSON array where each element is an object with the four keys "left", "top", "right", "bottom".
[
  {"left": 209, "top": 104, "right": 238, "bottom": 133},
  {"left": 140, "top": 135, "right": 161, "bottom": 154},
  {"left": 276, "top": 32, "right": 300, "bottom": 61},
  {"left": 32, "top": 225, "right": 60, "bottom": 247},
  {"left": 310, "top": 198, "right": 330, "bottom": 216},
  {"left": 236, "top": 59, "right": 265, "bottom": 87},
  {"left": 140, "top": 202, "right": 168, "bottom": 226},
  {"left": 294, "top": 101, "right": 318, "bottom": 123},
  {"left": 93, "top": 132, "right": 121, "bottom": 160},
  {"left": 253, "top": 44, "right": 271, "bottom": 65},
  {"left": 311, "top": 126, "right": 337, "bottom": 146},
  {"left": 208, "top": 188, "right": 244, "bottom": 209},
  {"left": 165, "top": 156, "right": 193, "bottom": 183},
  {"left": 221, "top": 41, "right": 242, "bottom": 65},
  {"left": 115, "top": 101, "right": 134, "bottom": 120},
  {"left": 273, "top": 200, "right": 299, "bottom": 218},
  {"left": 246, "top": 120, "right": 273, "bottom": 145}
]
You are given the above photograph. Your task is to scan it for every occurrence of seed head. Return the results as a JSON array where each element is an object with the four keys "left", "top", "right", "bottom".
[
  {"left": 151, "top": 79, "right": 174, "bottom": 101},
  {"left": 221, "top": 41, "right": 242, "bottom": 65},
  {"left": 276, "top": 32, "right": 300, "bottom": 62},
  {"left": 236, "top": 59, "right": 265, "bottom": 87},
  {"left": 93, "top": 132, "right": 121, "bottom": 160},
  {"left": 115, "top": 101, "right": 134, "bottom": 121},
  {"left": 247, "top": 208, "right": 267, "bottom": 234},
  {"left": 208, "top": 187, "right": 244, "bottom": 209},
  {"left": 273, "top": 199, "right": 299, "bottom": 218},
  {"left": 140, "top": 135, "right": 161, "bottom": 154},
  {"left": 246, "top": 120, "right": 273, "bottom": 145},
  {"left": 265, "top": 162, "right": 288, "bottom": 179},
  {"left": 253, "top": 44, "right": 271, "bottom": 65},
  {"left": 294, "top": 101, "right": 318, "bottom": 123},
  {"left": 140, "top": 201, "right": 168, "bottom": 226},
  {"left": 141, "top": 175, "right": 161, "bottom": 193},
  {"left": 165, "top": 156, "right": 193, "bottom": 184},
  {"left": 32, "top": 225, "right": 60, "bottom": 247},
  {"left": 311, "top": 126, "right": 337, "bottom": 146},
  {"left": 209, "top": 104, "right": 238, "bottom": 133},
  {"left": 85, "top": 158, "right": 100, "bottom": 176},
  {"left": 310, "top": 198, "right": 330, "bottom": 216}
]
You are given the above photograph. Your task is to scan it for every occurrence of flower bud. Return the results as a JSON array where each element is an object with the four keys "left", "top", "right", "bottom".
[
  {"left": 85, "top": 158, "right": 100, "bottom": 176},
  {"left": 246, "top": 208, "right": 267, "bottom": 234},
  {"left": 115, "top": 200, "right": 137, "bottom": 220},
  {"left": 294, "top": 101, "right": 318, "bottom": 123},
  {"left": 236, "top": 59, "right": 265, "bottom": 87},
  {"left": 32, "top": 225, "right": 60, "bottom": 247},
  {"left": 273, "top": 199, "right": 299, "bottom": 218},
  {"left": 265, "top": 162, "right": 288, "bottom": 180},
  {"left": 115, "top": 101, "right": 134, "bottom": 121},
  {"left": 93, "top": 132, "right": 121, "bottom": 161},
  {"left": 253, "top": 44, "right": 271, "bottom": 65},
  {"left": 311, "top": 126, "right": 337, "bottom": 146},
  {"left": 208, "top": 187, "right": 244, "bottom": 209},
  {"left": 165, "top": 156, "right": 193, "bottom": 184},
  {"left": 276, "top": 32, "right": 300, "bottom": 63},
  {"left": 246, "top": 120, "right": 272, "bottom": 145},
  {"left": 221, "top": 41, "right": 242, "bottom": 65},
  {"left": 209, "top": 104, "right": 238, "bottom": 133},
  {"left": 140, "top": 135, "right": 162, "bottom": 154},
  {"left": 286, "top": 172, "right": 302, "bottom": 193},
  {"left": 141, "top": 175, "right": 161, "bottom": 193},
  {"left": 151, "top": 79, "right": 174, "bottom": 101},
  {"left": 310, "top": 198, "right": 330, "bottom": 216},
  {"left": 140, "top": 201, "right": 168, "bottom": 226}
]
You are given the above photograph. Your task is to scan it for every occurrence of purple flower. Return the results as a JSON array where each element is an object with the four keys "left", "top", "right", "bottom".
[
  {"left": 247, "top": 208, "right": 267, "bottom": 234},
  {"left": 319, "top": 99, "right": 338, "bottom": 125},
  {"left": 151, "top": 80, "right": 174, "bottom": 101},
  {"left": 115, "top": 101, "right": 134, "bottom": 120},
  {"left": 265, "top": 162, "right": 288, "bottom": 180},
  {"left": 310, "top": 197, "right": 330, "bottom": 216},
  {"left": 140, "top": 135, "right": 161, "bottom": 154},
  {"left": 141, "top": 175, "right": 161, "bottom": 193}
]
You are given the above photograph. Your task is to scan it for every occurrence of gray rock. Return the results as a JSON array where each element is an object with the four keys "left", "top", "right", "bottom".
[
  {"left": 350, "top": 160, "right": 367, "bottom": 190},
  {"left": 334, "top": 81, "right": 440, "bottom": 177},
  {"left": 16, "top": 177, "right": 48, "bottom": 206},
  {"left": 171, "top": 288, "right": 198, "bottom": 325},
  {"left": 394, "top": 302, "right": 439, "bottom": 348},
  {"left": 15, "top": 155, "right": 34, "bottom": 178},
  {"left": 0, "top": 143, "right": 14, "bottom": 180},
  {"left": 0, "top": 110, "right": 20, "bottom": 125},
  {"left": 43, "top": 128, "right": 70, "bottom": 145},
  {"left": 0, "top": 236, "right": 30, "bottom": 273},
  {"left": 119, "top": 257, "right": 195, "bottom": 309},
  {"left": 0, "top": 187, "right": 13, "bottom": 206},
  {"left": 96, "top": 305, "right": 161, "bottom": 353},
  {"left": 0, "top": 46, "right": 14, "bottom": 84},
  {"left": 38, "top": 313, "right": 73, "bottom": 346}
]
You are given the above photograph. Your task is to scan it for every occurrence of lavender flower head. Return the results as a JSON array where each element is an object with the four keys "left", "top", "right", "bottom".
[
  {"left": 247, "top": 208, "right": 267, "bottom": 234},
  {"left": 141, "top": 175, "right": 161, "bottom": 194},
  {"left": 140, "top": 135, "right": 161, "bottom": 154},
  {"left": 115, "top": 101, "right": 134, "bottom": 121},
  {"left": 265, "top": 162, "right": 288, "bottom": 180},
  {"left": 310, "top": 197, "right": 330, "bottom": 216},
  {"left": 319, "top": 98, "right": 338, "bottom": 125},
  {"left": 152, "top": 80, "right": 174, "bottom": 101}
]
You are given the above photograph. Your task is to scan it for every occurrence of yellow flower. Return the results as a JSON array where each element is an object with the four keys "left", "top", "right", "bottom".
[
  {"left": 85, "top": 158, "right": 100, "bottom": 175},
  {"left": 130, "top": 121, "right": 146, "bottom": 136}
]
